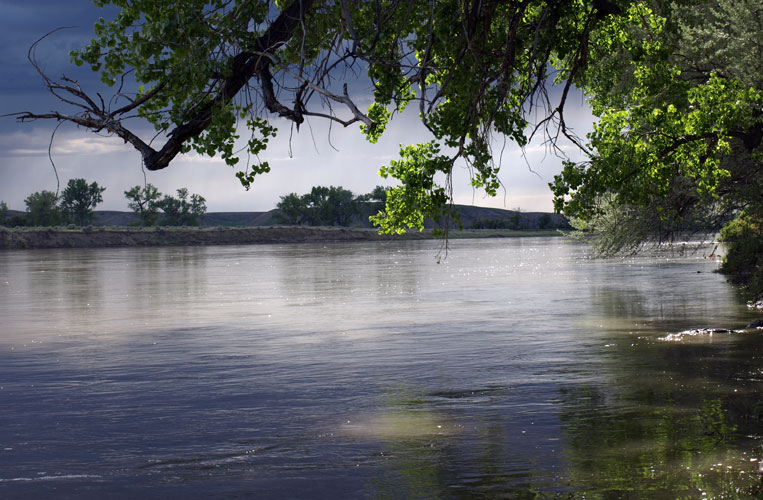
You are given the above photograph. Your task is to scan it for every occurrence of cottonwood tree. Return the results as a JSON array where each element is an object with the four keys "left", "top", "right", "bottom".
[
  {"left": 356, "top": 185, "right": 389, "bottom": 214},
  {"left": 13, "top": 0, "right": 625, "bottom": 235},
  {"left": 125, "top": 184, "right": 162, "bottom": 226},
  {"left": 158, "top": 188, "right": 207, "bottom": 226},
  {"left": 11, "top": 1, "right": 762, "bottom": 293},
  {"left": 24, "top": 190, "right": 61, "bottom": 226},
  {"left": 549, "top": 1, "right": 763, "bottom": 297},
  {"left": 60, "top": 178, "right": 106, "bottom": 226},
  {"left": 275, "top": 185, "right": 359, "bottom": 226},
  {"left": 274, "top": 193, "right": 307, "bottom": 225},
  {"left": 305, "top": 185, "right": 358, "bottom": 226}
]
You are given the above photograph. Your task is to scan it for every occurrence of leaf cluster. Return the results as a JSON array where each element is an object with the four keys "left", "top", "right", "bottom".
[
  {"left": 19, "top": 0, "right": 626, "bottom": 235},
  {"left": 552, "top": 0, "right": 763, "bottom": 244}
]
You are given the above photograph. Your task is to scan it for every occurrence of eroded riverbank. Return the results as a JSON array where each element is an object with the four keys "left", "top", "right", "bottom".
[{"left": 0, "top": 226, "right": 560, "bottom": 249}]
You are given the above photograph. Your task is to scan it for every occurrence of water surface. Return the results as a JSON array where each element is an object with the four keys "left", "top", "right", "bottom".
[{"left": 1, "top": 238, "right": 761, "bottom": 498}]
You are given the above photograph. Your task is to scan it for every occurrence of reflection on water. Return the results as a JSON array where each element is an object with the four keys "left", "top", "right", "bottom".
[{"left": 0, "top": 238, "right": 761, "bottom": 498}]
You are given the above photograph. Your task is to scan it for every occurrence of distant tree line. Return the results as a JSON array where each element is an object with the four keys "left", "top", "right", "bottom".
[
  {"left": 1, "top": 179, "right": 105, "bottom": 227},
  {"left": 124, "top": 185, "right": 206, "bottom": 227},
  {"left": 0, "top": 179, "right": 205, "bottom": 228},
  {"left": 274, "top": 186, "right": 389, "bottom": 227},
  {"left": 2, "top": 181, "right": 562, "bottom": 231}
]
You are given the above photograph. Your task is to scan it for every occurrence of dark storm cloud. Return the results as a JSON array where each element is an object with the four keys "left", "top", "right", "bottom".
[
  {"left": 0, "top": 1, "right": 119, "bottom": 130},
  {"left": 0, "top": 1, "right": 580, "bottom": 213}
]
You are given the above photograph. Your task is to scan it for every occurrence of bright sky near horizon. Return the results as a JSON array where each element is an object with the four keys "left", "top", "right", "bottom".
[{"left": 0, "top": 1, "right": 595, "bottom": 214}]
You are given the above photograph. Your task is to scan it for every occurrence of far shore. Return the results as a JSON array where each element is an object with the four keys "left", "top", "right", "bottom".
[{"left": 0, "top": 226, "right": 562, "bottom": 250}]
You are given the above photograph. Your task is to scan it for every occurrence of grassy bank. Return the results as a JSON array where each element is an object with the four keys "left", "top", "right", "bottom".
[{"left": 0, "top": 226, "right": 561, "bottom": 250}]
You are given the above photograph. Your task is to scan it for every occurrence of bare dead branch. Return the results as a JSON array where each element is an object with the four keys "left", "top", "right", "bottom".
[{"left": 16, "top": 0, "right": 320, "bottom": 171}]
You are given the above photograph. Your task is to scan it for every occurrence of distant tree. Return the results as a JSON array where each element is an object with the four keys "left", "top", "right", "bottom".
[
  {"left": 357, "top": 185, "right": 390, "bottom": 204},
  {"left": 274, "top": 193, "right": 307, "bottom": 225},
  {"left": 157, "top": 194, "right": 182, "bottom": 225},
  {"left": 24, "top": 190, "right": 61, "bottom": 226},
  {"left": 275, "top": 186, "right": 362, "bottom": 226},
  {"left": 188, "top": 192, "right": 207, "bottom": 226},
  {"left": 302, "top": 186, "right": 358, "bottom": 226},
  {"left": 124, "top": 184, "right": 162, "bottom": 226},
  {"left": 60, "top": 178, "right": 106, "bottom": 226},
  {"left": 370, "top": 185, "right": 390, "bottom": 203},
  {"left": 158, "top": 188, "right": 206, "bottom": 226},
  {"left": 538, "top": 213, "right": 553, "bottom": 230},
  {"left": 0, "top": 201, "right": 7, "bottom": 225},
  {"left": 357, "top": 185, "right": 390, "bottom": 215}
]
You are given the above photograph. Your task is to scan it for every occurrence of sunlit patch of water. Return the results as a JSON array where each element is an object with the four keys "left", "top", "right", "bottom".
[
  {"left": 660, "top": 328, "right": 744, "bottom": 342},
  {"left": 338, "top": 411, "right": 461, "bottom": 441},
  {"left": 0, "top": 474, "right": 101, "bottom": 482}
]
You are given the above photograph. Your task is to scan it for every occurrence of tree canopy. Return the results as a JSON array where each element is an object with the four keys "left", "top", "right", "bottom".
[
  {"left": 551, "top": 1, "right": 762, "bottom": 235},
  {"left": 547, "top": 0, "right": 762, "bottom": 297},
  {"left": 275, "top": 185, "right": 387, "bottom": 225},
  {"left": 24, "top": 190, "right": 61, "bottom": 227},
  {"left": 125, "top": 183, "right": 162, "bottom": 226},
  {"left": 12, "top": 0, "right": 763, "bottom": 297},
  {"left": 157, "top": 188, "right": 207, "bottom": 226},
  {"left": 60, "top": 178, "right": 106, "bottom": 226},
  {"left": 15, "top": 0, "right": 624, "bottom": 233}
]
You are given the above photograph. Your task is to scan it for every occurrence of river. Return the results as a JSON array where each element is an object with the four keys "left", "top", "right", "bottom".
[{"left": 1, "top": 237, "right": 761, "bottom": 498}]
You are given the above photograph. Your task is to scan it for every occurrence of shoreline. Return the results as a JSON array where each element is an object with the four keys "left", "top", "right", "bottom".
[{"left": 0, "top": 226, "right": 562, "bottom": 250}]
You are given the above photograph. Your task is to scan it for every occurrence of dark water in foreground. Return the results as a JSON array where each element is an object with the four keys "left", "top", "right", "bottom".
[{"left": 0, "top": 238, "right": 761, "bottom": 499}]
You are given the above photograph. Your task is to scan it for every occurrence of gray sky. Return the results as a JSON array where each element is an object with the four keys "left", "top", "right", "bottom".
[{"left": 0, "top": 1, "right": 594, "bottom": 213}]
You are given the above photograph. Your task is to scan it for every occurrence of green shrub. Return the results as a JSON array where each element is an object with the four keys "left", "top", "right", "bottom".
[{"left": 719, "top": 214, "right": 763, "bottom": 300}]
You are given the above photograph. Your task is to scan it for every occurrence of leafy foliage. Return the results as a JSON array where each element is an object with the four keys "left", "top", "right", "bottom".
[
  {"left": 0, "top": 201, "right": 7, "bottom": 225},
  {"left": 538, "top": 213, "right": 553, "bottom": 230},
  {"left": 719, "top": 214, "right": 763, "bottom": 300},
  {"left": 60, "top": 178, "right": 106, "bottom": 226},
  {"left": 24, "top": 190, "right": 61, "bottom": 226},
  {"left": 273, "top": 193, "right": 306, "bottom": 225},
  {"left": 275, "top": 185, "right": 382, "bottom": 226},
  {"left": 302, "top": 186, "right": 358, "bottom": 226},
  {"left": 16, "top": 0, "right": 762, "bottom": 291},
  {"left": 549, "top": 0, "right": 763, "bottom": 297},
  {"left": 157, "top": 188, "right": 207, "bottom": 226},
  {"left": 124, "top": 184, "right": 162, "bottom": 226},
  {"left": 18, "top": 0, "right": 625, "bottom": 234}
]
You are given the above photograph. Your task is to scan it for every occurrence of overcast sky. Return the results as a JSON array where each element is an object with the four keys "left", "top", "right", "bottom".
[{"left": 0, "top": 1, "right": 594, "bottom": 213}]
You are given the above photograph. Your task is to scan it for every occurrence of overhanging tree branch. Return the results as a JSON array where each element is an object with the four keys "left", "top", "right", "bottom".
[{"left": 13, "top": 0, "right": 326, "bottom": 171}]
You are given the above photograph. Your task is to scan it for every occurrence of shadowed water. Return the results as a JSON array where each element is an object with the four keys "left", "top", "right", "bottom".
[{"left": 0, "top": 238, "right": 761, "bottom": 499}]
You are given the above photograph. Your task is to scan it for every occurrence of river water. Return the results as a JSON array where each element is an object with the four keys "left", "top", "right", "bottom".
[{"left": 1, "top": 237, "right": 761, "bottom": 499}]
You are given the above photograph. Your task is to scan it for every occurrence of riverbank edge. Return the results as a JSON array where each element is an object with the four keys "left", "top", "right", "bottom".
[{"left": 0, "top": 226, "right": 562, "bottom": 250}]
